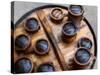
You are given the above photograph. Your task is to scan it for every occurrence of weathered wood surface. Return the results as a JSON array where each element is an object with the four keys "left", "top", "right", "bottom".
[{"left": 13, "top": 6, "right": 96, "bottom": 71}]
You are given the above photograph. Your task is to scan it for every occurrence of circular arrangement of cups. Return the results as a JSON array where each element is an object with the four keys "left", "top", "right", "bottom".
[{"left": 35, "top": 62, "right": 55, "bottom": 72}]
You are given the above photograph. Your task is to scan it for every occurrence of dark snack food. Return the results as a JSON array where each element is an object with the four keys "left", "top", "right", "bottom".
[
  {"left": 14, "top": 58, "right": 33, "bottom": 73},
  {"left": 36, "top": 63, "right": 55, "bottom": 72},
  {"left": 70, "top": 5, "right": 83, "bottom": 15},
  {"left": 63, "top": 23, "right": 76, "bottom": 35},
  {"left": 62, "top": 21, "right": 77, "bottom": 43},
  {"left": 74, "top": 48, "right": 91, "bottom": 66},
  {"left": 15, "top": 34, "right": 31, "bottom": 51},
  {"left": 78, "top": 37, "right": 92, "bottom": 49},
  {"left": 69, "top": 5, "right": 84, "bottom": 16},
  {"left": 34, "top": 39, "right": 49, "bottom": 55},
  {"left": 25, "top": 18, "right": 40, "bottom": 32}
]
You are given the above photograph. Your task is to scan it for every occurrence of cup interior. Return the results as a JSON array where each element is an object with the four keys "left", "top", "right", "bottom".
[
  {"left": 25, "top": 18, "right": 40, "bottom": 32},
  {"left": 14, "top": 58, "right": 33, "bottom": 73},
  {"left": 62, "top": 22, "right": 77, "bottom": 36},
  {"left": 35, "top": 39, "right": 49, "bottom": 55},
  {"left": 78, "top": 37, "right": 92, "bottom": 49},
  {"left": 36, "top": 63, "right": 55, "bottom": 72},
  {"left": 15, "top": 34, "right": 30, "bottom": 49},
  {"left": 75, "top": 48, "right": 91, "bottom": 64},
  {"left": 69, "top": 5, "right": 83, "bottom": 15},
  {"left": 51, "top": 8, "right": 63, "bottom": 20}
]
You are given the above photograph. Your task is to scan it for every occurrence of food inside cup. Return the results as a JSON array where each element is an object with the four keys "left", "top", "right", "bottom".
[
  {"left": 15, "top": 34, "right": 30, "bottom": 50},
  {"left": 78, "top": 37, "right": 92, "bottom": 49},
  {"left": 25, "top": 18, "right": 40, "bottom": 32},
  {"left": 70, "top": 5, "right": 83, "bottom": 14},
  {"left": 37, "top": 63, "right": 55, "bottom": 72},
  {"left": 14, "top": 58, "right": 33, "bottom": 73},
  {"left": 75, "top": 48, "right": 91, "bottom": 64},
  {"left": 35, "top": 39, "right": 49, "bottom": 55},
  {"left": 63, "top": 22, "right": 77, "bottom": 36}
]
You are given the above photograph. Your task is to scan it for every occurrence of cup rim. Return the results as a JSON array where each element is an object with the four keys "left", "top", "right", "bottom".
[
  {"left": 74, "top": 47, "right": 92, "bottom": 66},
  {"left": 15, "top": 34, "right": 31, "bottom": 51},
  {"left": 35, "top": 62, "right": 55, "bottom": 72},
  {"left": 14, "top": 57, "right": 33, "bottom": 73},
  {"left": 50, "top": 7, "right": 64, "bottom": 21},
  {"left": 62, "top": 21, "right": 77, "bottom": 36},
  {"left": 34, "top": 39, "right": 50, "bottom": 55},
  {"left": 78, "top": 37, "right": 93, "bottom": 49},
  {"left": 68, "top": 5, "right": 84, "bottom": 16},
  {"left": 24, "top": 18, "right": 40, "bottom": 32}
]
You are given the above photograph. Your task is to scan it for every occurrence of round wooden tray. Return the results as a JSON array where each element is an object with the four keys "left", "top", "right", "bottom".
[{"left": 12, "top": 5, "right": 97, "bottom": 72}]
